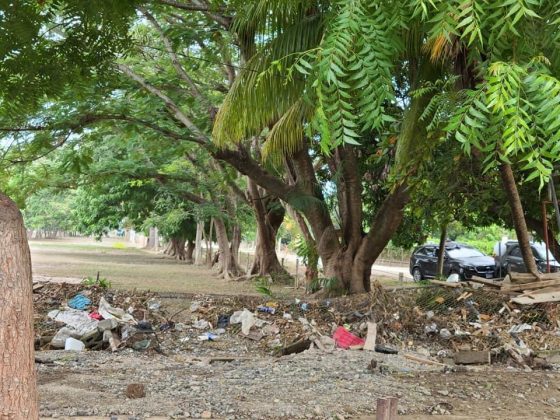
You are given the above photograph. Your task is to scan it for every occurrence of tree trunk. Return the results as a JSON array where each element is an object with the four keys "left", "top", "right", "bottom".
[
  {"left": 436, "top": 224, "right": 448, "bottom": 278},
  {"left": 247, "top": 179, "right": 289, "bottom": 279},
  {"left": 206, "top": 218, "right": 214, "bottom": 267},
  {"left": 213, "top": 218, "right": 242, "bottom": 279},
  {"left": 286, "top": 205, "right": 318, "bottom": 287},
  {"left": 185, "top": 239, "right": 195, "bottom": 264},
  {"left": 194, "top": 221, "right": 204, "bottom": 265},
  {"left": 164, "top": 237, "right": 187, "bottom": 260},
  {"left": 499, "top": 164, "right": 540, "bottom": 278},
  {"left": 0, "top": 192, "right": 38, "bottom": 419}
]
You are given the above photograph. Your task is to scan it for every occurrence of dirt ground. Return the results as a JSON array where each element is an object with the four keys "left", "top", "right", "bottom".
[
  {"left": 30, "top": 238, "right": 300, "bottom": 296},
  {"left": 31, "top": 238, "right": 560, "bottom": 419}
]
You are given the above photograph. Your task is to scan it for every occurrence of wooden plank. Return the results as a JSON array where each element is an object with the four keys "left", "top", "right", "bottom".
[
  {"left": 403, "top": 353, "right": 447, "bottom": 366},
  {"left": 429, "top": 279, "right": 462, "bottom": 288},
  {"left": 511, "top": 288, "right": 560, "bottom": 304},
  {"left": 453, "top": 350, "right": 490, "bottom": 365},
  {"left": 509, "top": 272, "right": 560, "bottom": 284},
  {"left": 363, "top": 322, "right": 377, "bottom": 352},
  {"left": 502, "top": 278, "right": 560, "bottom": 292},
  {"left": 376, "top": 397, "right": 398, "bottom": 420},
  {"left": 470, "top": 276, "right": 502, "bottom": 287}
]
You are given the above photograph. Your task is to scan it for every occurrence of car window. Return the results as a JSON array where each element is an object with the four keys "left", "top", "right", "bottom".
[
  {"left": 415, "top": 247, "right": 427, "bottom": 256},
  {"left": 532, "top": 243, "right": 559, "bottom": 262},
  {"left": 425, "top": 247, "right": 436, "bottom": 257},
  {"left": 447, "top": 247, "right": 485, "bottom": 258},
  {"left": 510, "top": 246, "right": 522, "bottom": 258}
]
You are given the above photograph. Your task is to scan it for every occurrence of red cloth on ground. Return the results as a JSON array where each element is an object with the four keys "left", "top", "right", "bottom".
[{"left": 332, "top": 326, "right": 365, "bottom": 349}]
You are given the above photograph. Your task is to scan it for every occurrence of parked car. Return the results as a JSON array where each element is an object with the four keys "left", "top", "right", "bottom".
[
  {"left": 496, "top": 241, "right": 560, "bottom": 274},
  {"left": 409, "top": 242, "right": 495, "bottom": 281}
]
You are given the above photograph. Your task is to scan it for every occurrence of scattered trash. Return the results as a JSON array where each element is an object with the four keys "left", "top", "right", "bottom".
[
  {"left": 508, "top": 323, "right": 533, "bottom": 334},
  {"left": 300, "top": 303, "right": 309, "bottom": 311},
  {"left": 283, "top": 313, "right": 292, "bottom": 320},
  {"left": 147, "top": 299, "right": 161, "bottom": 311},
  {"left": 88, "top": 310, "right": 103, "bottom": 320},
  {"left": 193, "top": 319, "right": 211, "bottom": 330},
  {"left": 190, "top": 301, "right": 202, "bottom": 312},
  {"left": 447, "top": 273, "right": 460, "bottom": 283},
  {"left": 216, "top": 314, "right": 230, "bottom": 328},
  {"left": 64, "top": 337, "right": 85, "bottom": 351},
  {"left": 374, "top": 344, "right": 398, "bottom": 354},
  {"left": 439, "top": 328, "right": 451, "bottom": 339},
  {"left": 159, "top": 321, "right": 174, "bottom": 332},
  {"left": 51, "top": 327, "right": 81, "bottom": 348},
  {"left": 48, "top": 309, "right": 99, "bottom": 337},
  {"left": 230, "top": 309, "right": 256, "bottom": 335},
  {"left": 97, "top": 318, "right": 118, "bottom": 332},
  {"left": 332, "top": 326, "right": 365, "bottom": 349},
  {"left": 198, "top": 332, "right": 218, "bottom": 341},
  {"left": 424, "top": 322, "right": 438, "bottom": 335},
  {"left": 99, "top": 297, "right": 135, "bottom": 324},
  {"left": 132, "top": 339, "right": 151, "bottom": 351},
  {"left": 257, "top": 305, "right": 276, "bottom": 314},
  {"left": 68, "top": 293, "right": 91, "bottom": 310}
]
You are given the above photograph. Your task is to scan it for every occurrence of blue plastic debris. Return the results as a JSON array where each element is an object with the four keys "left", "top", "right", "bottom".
[{"left": 68, "top": 294, "right": 91, "bottom": 310}]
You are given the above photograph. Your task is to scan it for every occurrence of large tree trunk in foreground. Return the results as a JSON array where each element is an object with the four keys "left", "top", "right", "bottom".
[
  {"left": 248, "top": 179, "right": 289, "bottom": 280},
  {"left": 0, "top": 192, "right": 38, "bottom": 419},
  {"left": 499, "top": 163, "right": 540, "bottom": 278},
  {"left": 164, "top": 237, "right": 187, "bottom": 260}
]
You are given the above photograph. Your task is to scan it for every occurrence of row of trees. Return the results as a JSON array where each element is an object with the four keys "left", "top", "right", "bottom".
[{"left": 2, "top": 1, "right": 560, "bottom": 416}]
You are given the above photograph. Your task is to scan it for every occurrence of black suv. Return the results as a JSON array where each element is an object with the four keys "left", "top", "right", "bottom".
[
  {"left": 496, "top": 241, "right": 560, "bottom": 274},
  {"left": 410, "top": 242, "right": 495, "bottom": 281}
]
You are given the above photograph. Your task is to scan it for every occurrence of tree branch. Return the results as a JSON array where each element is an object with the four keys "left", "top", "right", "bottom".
[
  {"left": 140, "top": 7, "right": 214, "bottom": 111},
  {"left": 117, "top": 63, "right": 209, "bottom": 144},
  {"left": 156, "top": 0, "right": 232, "bottom": 28},
  {"left": 214, "top": 146, "right": 301, "bottom": 205}
]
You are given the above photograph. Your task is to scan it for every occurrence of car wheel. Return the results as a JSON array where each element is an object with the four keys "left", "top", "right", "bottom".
[{"left": 412, "top": 267, "right": 423, "bottom": 282}]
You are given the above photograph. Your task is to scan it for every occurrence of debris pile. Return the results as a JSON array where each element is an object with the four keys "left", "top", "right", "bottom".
[
  {"left": 34, "top": 283, "right": 160, "bottom": 352},
  {"left": 33, "top": 281, "right": 560, "bottom": 370}
]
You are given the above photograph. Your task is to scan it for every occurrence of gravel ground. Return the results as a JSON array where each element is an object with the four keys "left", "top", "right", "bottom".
[
  {"left": 37, "top": 348, "right": 439, "bottom": 419},
  {"left": 37, "top": 347, "right": 560, "bottom": 419}
]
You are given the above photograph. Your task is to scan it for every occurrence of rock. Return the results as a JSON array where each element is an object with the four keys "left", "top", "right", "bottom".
[
  {"left": 125, "top": 383, "right": 145, "bottom": 399},
  {"left": 51, "top": 327, "right": 81, "bottom": 348},
  {"left": 201, "top": 410, "right": 212, "bottom": 418},
  {"left": 64, "top": 337, "right": 85, "bottom": 351},
  {"left": 439, "top": 328, "right": 451, "bottom": 339},
  {"left": 424, "top": 322, "right": 438, "bottom": 334},
  {"left": 438, "top": 390, "right": 449, "bottom": 396},
  {"left": 97, "top": 318, "right": 119, "bottom": 332}
]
